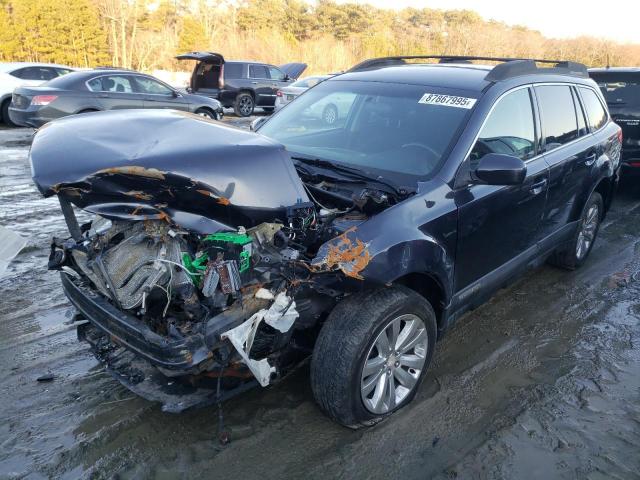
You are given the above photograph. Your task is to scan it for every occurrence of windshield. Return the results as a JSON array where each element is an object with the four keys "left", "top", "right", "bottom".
[
  {"left": 590, "top": 72, "right": 640, "bottom": 107},
  {"left": 259, "top": 80, "right": 475, "bottom": 178}
]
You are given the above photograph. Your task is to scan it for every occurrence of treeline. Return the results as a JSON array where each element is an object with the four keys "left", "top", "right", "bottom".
[{"left": 1, "top": 0, "right": 639, "bottom": 74}]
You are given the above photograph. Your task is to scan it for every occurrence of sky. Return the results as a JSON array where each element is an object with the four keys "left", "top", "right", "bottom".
[{"left": 334, "top": 0, "right": 640, "bottom": 44}]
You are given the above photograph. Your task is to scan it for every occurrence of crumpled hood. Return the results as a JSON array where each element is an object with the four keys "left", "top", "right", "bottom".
[{"left": 30, "top": 109, "right": 309, "bottom": 232}]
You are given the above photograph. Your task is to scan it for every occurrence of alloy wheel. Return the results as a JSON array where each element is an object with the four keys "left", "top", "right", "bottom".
[
  {"left": 360, "top": 313, "right": 428, "bottom": 414},
  {"left": 239, "top": 97, "right": 253, "bottom": 116},
  {"left": 576, "top": 203, "right": 600, "bottom": 260}
]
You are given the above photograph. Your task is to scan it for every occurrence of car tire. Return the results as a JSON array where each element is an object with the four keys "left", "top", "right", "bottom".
[
  {"left": 2, "top": 99, "right": 17, "bottom": 127},
  {"left": 234, "top": 93, "right": 254, "bottom": 117},
  {"left": 322, "top": 103, "right": 338, "bottom": 125},
  {"left": 310, "top": 285, "right": 437, "bottom": 428},
  {"left": 194, "top": 107, "right": 217, "bottom": 120},
  {"left": 549, "top": 191, "right": 603, "bottom": 270}
]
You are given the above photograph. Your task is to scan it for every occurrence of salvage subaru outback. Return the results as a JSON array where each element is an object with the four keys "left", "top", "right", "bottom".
[{"left": 30, "top": 56, "right": 621, "bottom": 428}]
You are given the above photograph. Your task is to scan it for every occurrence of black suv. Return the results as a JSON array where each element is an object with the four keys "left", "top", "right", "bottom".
[
  {"left": 31, "top": 56, "right": 621, "bottom": 428},
  {"left": 589, "top": 67, "right": 640, "bottom": 170},
  {"left": 177, "top": 52, "right": 306, "bottom": 117}
]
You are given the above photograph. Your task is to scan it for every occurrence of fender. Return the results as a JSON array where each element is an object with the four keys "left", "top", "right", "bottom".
[{"left": 311, "top": 180, "right": 457, "bottom": 309}]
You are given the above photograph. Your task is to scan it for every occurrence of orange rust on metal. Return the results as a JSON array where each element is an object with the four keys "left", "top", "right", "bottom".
[
  {"left": 96, "top": 166, "right": 165, "bottom": 180},
  {"left": 322, "top": 227, "right": 371, "bottom": 280},
  {"left": 122, "top": 190, "right": 153, "bottom": 201},
  {"left": 196, "top": 189, "right": 230, "bottom": 205}
]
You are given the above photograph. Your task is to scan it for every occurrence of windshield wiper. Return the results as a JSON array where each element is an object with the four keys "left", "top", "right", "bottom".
[{"left": 291, "top": 155, "right": 410, "bottom": 197}]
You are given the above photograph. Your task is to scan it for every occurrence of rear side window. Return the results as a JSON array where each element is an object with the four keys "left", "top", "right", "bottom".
[
  {"left": 579, "top": 88, "right": 608, "bottom": 131},
  {"left": 11, "top": 66, "right": 58, "bottom": 81},
  {"left": 87, "top": 75, "right": 134, "bottom": 93},
  {"left": 590, "top": 72, "right": 640, "bottom": 107},
  {"left": 573, "top": 88, "right": 588, "bottom": 137},
  {"left": 224, "top": 63, "right": 243, "bottom": 79},
  {"left": 249, "top": 65, "right": 269, "bottom": 79},
  {"left": 470, "top": 88, "right": 536, "bottom": 165},
  {"left": 535, "top": 85, "right": 579, "bottom": 151}
]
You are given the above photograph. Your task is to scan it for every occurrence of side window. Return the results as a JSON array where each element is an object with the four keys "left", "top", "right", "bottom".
[
  {"left": 87, "top": 75, "right": 134, "bottom": 93},
  {"left": 38, "top": 68, "right": 58, "bottom": 81},
  {"left": 224, "top": 63, "right": 243, "bottom": 79},
  {"left": 134, "top": 76, "right": 172, "bottom": 95},
  {"left": 470, "top": 88, "right": 536, "bottom": 166},
  {"left": 579, "top": 87, "right": 608, "bottom": 131},
  {"left": 55, "top": 68, "right": 74, "bottom": 77},
  {"left": 268, "top": 67, "right": 286, "bottom": 81},
  {"left": 572, "top": 88, "right": 588, "bottom": 137},
  {"left": 249, "top": 64, "right": 269, "bottom": 79},
  {"left": 535, "top": 85, "right": 579, "bottom": 151}
]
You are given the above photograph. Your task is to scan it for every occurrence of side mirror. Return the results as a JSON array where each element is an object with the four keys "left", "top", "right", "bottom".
[
  {"left": 250, "top": 117, "right": 268, "bottom": 131},
  {"left": 284, "top": 74, "right": 291, "bottom": 82},
  {"left": 474, "top": 153, "right": 526, "bottom": 185},
  {"left": 171, "top": 90, "right": 179, "bottom": 98}
]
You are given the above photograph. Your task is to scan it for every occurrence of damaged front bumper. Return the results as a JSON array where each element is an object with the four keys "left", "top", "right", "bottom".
[{"left": 62, "top": 271, "right": 282, "bottom": 411}]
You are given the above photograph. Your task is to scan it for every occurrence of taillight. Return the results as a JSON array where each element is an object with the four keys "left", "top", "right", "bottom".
[
  {"left": 617, "top": 128, "right": 623, "bottom": 144},
  {"left": 276, "top": 90, "right": 283, "bottom": 97},
  {"left": 31, "top": 95, "right": 58, "bottom": 106},
  {"left": 218, "top": 64, "right": 224, "bottom": 89}
]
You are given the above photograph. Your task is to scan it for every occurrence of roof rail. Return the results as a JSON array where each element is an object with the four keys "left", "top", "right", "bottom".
[
  {"left": 348, "top": 55, "right": 588, "bottom": 81},
  {"left": 94, "top": 66, "right": 136, "bottom": 71}
]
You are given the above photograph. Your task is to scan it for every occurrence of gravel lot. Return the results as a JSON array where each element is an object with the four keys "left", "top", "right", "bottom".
[{"left": 1, "top": 118, "right": 639, "bottom": 480}]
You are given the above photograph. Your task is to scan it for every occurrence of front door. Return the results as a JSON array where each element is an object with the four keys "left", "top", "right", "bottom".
[
  {"left": 133, "top": 75, "right": 189, "bottom": 111},
  {"left": 248, "top": 64, "right": 275, "bottom": 106},
  {"left": 455, "top": 87, "right": 549, "bottom": 292}
]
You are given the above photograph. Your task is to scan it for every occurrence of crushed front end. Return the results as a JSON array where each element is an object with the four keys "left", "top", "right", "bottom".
[{"left": 31, "top": 110, "right": 381, "bottom": 411}]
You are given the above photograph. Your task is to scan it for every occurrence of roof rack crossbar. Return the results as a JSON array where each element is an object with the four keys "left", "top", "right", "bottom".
[{"left": 348, "top": 55, "right": 588, "bottom": 81}]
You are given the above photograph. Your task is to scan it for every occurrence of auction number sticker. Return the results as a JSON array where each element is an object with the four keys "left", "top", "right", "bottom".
[{"left": 418, "top": 93, "right": 477, "bottom": 109}]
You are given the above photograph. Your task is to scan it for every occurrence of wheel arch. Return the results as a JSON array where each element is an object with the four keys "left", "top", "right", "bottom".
[{"left": 394, "top": 271, "right": 446, "bottom": 331}]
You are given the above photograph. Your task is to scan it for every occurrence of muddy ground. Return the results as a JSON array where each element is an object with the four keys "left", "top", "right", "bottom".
[{"left": 0, "top": 118, "right": 639, "bottom": 480}]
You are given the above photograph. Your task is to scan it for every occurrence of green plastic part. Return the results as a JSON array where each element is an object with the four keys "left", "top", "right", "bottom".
[
  {"left": 181, "top": 252, "right": 208, "bottom": 285},
  {"left": 203, "top": 232, "right": 252, "bottom": 245}
]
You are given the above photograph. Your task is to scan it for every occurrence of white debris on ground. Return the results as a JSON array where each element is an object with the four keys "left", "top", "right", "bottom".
[{"left": 0, "top": 225, "right": 27, "bottom": 278}]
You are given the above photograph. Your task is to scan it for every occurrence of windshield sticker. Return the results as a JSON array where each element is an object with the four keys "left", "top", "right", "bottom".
[{"left": 418, "top": 93, "right": 477, "bottom": 109}]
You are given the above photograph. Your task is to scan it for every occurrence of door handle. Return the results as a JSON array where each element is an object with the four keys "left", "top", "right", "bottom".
[
  {"left": 529, "top": 178, "right": 547, "bottom": 195},
  {"left": 584, "top": 152, "right": 597, "bottom": 166},
  {"left": 97, "top": 94, "right": 109, "bottom": 98},
  {"left": 251, "top": 81, "right": 258, "bottom": 85}
]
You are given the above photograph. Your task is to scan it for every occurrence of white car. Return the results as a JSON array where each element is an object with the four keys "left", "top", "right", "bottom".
[
  {"left": 274, "top": 75, "right": 331, "bottom": 112},
  {"left": 0, "top": 62, "right": 75, "bottom": 126}
]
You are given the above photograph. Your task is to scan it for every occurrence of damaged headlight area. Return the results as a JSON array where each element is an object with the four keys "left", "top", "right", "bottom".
[{"left": 50, "top": 202, "right": 358, "bottom": 411}]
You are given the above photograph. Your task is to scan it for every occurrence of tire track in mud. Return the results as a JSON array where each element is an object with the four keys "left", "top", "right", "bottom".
[{"left": 1, "top": 126, "right": 639, "bottom": 479}]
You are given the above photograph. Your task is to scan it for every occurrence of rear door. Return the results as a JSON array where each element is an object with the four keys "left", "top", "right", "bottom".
[
  {"left": 534, "top": 84, "right": 595, "bottom": 244},
  {"left": 455, "top": 87, "right": 549, "bottom": 292},
  {"left": 132, "top": 75, "right": 188, "bottom": 111},
  {"left": 248, "top": 64, "right": 273, "bottom": 106},
  {"left": 86, "top": 74, "right": 144, "bottom": 110}
]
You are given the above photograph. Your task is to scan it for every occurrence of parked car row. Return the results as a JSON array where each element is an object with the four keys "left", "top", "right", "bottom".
[{"left": 31, "top": 55, "right": 624, "bottom": 427}]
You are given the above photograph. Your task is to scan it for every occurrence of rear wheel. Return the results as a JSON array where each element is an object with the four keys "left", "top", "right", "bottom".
[
  {"left": 2, "top": 99, "right": 17, "bottom": 127},
  {"left": 549, "top": 191, "right": 603, "bottom": 270},
  {"left": 234, "top": 93, "right": 254, "bottom": 117},
  {"left": 311, "top": 286, "right": 437, "bottom": 428}
]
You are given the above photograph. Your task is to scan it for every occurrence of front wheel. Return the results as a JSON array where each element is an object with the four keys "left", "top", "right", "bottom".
[
  {"left": 234, "top": 93, "right": 254, "bottom": 117},
  {"left": 311, "top": 286, "right": 437, "bottom": 428},
  {"left": 549, "top": 191, "right": 603, "bottom": 270},
  {"left": 194, "top": 107, "right": 218, "bottom": 120}
]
